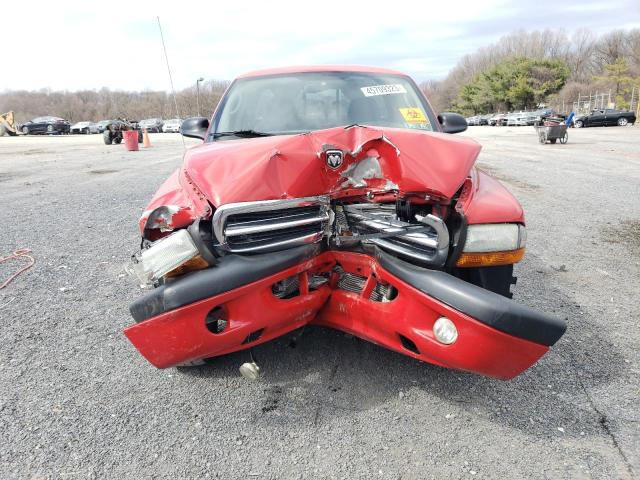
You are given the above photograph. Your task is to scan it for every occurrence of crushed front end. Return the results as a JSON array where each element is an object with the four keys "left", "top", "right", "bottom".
[{"left": 124, "top": 126, "right": 566, "bottom": 380}]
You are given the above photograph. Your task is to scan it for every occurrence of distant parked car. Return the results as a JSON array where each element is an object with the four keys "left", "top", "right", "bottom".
[
  {"left": 95, "top": 120, "right": 112, "bottom": 133},
  {"left": 478, "top": 114, "right": 492, "bottom": 125},
  {"left": 162, "top": 118, "right": 182, "bottom": 133},
  {"left": 506, "top": 113, "right": 528, "bottom": 126},
  {"left": 20, "top": 116, "right": 71, "bottom": 135},
  {"left": 574, "top": 109, "right": 636, "bottom": 128},
  {"left": 70, "top": 121, "right": 98, "bottom": 134},
  {"left": 139, "top": 118, "right": 164, "bottom": 133},
  {"left": 466, "top": 115, "right": 480, "bottom": 126},
  {"left": 488, "top": 113, "right": 506, "bottom": 126}
]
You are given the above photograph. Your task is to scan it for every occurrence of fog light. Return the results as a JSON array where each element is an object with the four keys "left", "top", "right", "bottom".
[{"left": 433, "top": 317, "right": 458, "bottom": 345}]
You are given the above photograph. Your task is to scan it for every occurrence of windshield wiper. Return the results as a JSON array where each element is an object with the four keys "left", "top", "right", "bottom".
[{"left": 212, "top": 129, "right": 273, "bottom": 139}]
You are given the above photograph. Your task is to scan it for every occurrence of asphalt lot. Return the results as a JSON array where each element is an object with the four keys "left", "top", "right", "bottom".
[{"left": 1, "top": 126, "right": 639, "bottom": 479}]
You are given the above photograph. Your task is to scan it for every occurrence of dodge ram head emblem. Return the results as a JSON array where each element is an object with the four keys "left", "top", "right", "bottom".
[{"left": 325, "top": 149, "right": 343, "bottom": 169}]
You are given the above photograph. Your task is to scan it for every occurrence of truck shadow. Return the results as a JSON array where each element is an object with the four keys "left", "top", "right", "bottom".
[{"left": 177, "top": 253, "right": 626, "bottom": 440}]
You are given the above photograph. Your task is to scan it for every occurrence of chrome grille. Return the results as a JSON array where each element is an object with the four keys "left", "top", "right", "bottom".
[
  {"left": 344, "top": 203, "right": 449, "bottom": 267},
  {"left": 212, "top": 196, "right": 330, "bottom": 253}
]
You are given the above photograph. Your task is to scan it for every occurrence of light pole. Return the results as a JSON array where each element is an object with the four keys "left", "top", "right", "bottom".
[{"left": 196, "top": 77, "right": 204, "bottom": 117}]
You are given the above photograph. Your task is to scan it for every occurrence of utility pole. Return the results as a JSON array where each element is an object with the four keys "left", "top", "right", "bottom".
[{"left": 196, "top": 77, "right": 204, "bottom": 117}]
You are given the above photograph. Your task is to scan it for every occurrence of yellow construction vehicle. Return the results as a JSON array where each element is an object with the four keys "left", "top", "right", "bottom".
[{"left": 0, "top": 111, "right": 22, "bottom": 136}]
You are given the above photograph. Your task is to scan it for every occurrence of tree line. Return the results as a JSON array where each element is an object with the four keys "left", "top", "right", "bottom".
[
  {"left": 0, "top": 81, "right": 230, "bottom": 124},
  {"left": 421, "top": 28, "right": 640, "bottom": 115},
  {"left": 2, "top": 28, "right": 639, "bottom": 122}
]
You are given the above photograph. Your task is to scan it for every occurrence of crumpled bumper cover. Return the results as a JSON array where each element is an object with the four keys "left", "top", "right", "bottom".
[{"left": 125, "top": 245, "right": 566, "bottom": 379}]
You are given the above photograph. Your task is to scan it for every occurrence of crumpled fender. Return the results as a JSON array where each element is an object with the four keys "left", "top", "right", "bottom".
[
  {"left": 138, "top": 168, "right": 211, "bottom": 235},
  {"left": 457, "top": 168, "right": 525, "bottom": 225}
]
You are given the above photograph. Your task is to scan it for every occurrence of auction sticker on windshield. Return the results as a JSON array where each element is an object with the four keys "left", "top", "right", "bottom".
[
  {"left": 399, "top": 107, "right": 428, "bottom": 124},
  {"left": 361, "top": 84, "right": 407, "bottom": 97}
]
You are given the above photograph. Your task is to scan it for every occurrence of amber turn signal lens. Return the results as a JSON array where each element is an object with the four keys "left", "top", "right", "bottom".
[
  {"left": 165, "top": 255, "right": 210, "bottom": 278},
  {"left": 455, "top": 248, "right": 525, "bottom": 268}
]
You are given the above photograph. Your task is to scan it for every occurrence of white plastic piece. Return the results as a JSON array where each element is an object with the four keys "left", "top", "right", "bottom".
[{"left": 239, "top": 362, "right": 261, "bottom": 380}]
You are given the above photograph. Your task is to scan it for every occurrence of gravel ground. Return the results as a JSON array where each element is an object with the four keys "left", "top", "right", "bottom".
[{"left": 0, "top": 127, "right": 638, "bottom": 479}]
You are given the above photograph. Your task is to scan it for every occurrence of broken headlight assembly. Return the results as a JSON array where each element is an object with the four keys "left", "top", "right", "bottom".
[
  {"left": 456, "top": 223, "right": 526, "bottom": 267},
  {"left": 127, "top": 229, "right": 200, "bottom": 286}
]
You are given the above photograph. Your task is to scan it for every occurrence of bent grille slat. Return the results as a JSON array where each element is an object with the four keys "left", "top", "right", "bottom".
[
  {"left": 225, "top": 211, "right": 329, "bottom": 237},
  {"left": 212, "top": 196, "right": 329, "bottom": 253},
  {"left": 344, "top": 203, "right": 449, "bottom": 267}
]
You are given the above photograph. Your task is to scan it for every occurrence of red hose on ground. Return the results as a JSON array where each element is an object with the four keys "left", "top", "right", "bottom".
[{"left": 0, "top": 249, "right": 35, "bottom": 290}]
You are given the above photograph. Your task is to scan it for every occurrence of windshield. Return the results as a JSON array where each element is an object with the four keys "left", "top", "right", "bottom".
[{"left": 210, "top": 72, "right": 437, "bottom": 141}]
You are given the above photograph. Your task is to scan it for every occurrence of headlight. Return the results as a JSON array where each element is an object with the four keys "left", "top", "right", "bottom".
[
  {"left": 456, "top": 223, "right": 526, "bottom": 268},
  {"left": 127, "top": 229, "right": 199, "bottom": 285},
  {"left": 463, "top": 224, "right": 526, "bottom": 252}
]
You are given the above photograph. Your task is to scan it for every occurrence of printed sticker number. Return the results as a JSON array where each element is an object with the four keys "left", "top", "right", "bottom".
[{"left": 361, "top": 84, "right": 407, "bottom": 97}]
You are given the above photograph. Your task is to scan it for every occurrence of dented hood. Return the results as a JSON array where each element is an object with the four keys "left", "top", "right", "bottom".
[{"left": 184, "top": 125, "right": 481, "bottom": 207}]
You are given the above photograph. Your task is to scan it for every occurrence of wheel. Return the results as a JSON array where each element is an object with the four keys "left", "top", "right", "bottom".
[
  {"left": 550, "top": 138, "right": 557, "bottom": 144},
  {"left": 103, "top": 130, "right": 113, "bottom": 145},
  {"left": 113, "top": 134, "right": 122, "bottom": 145},
  {"left": 560, "top": 132, "right": 568, "bottom": 144},
  {"left": 617, "top": 117, "right": 628, "bottom": 126},
  {"left": 47, "top": 125, "right": 54, "bottom": 134},
  {"left": 574, "top": 120, "right": 583, "bottom": 128},
  {"left": 84, "top": 128, "right": 90, "bottom": 134},
  {"left": 538, "top": 132, "right": 546, "bottom": 144}
]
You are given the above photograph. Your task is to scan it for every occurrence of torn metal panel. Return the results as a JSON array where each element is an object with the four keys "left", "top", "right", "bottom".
[
  {"left": 179, "top": 125, "right": 481, "bottom": 207},
  {"left": 340, "top": 155, "right": 384, "bottom": 188}
]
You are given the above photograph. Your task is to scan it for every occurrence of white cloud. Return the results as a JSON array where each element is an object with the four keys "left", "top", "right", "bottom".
[{"left": 2, "top": 0, "right": 639, "bottom": 91}]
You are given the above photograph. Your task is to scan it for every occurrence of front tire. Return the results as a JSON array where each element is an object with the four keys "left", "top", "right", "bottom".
[
  {"left": 47, "top": 125, "right": 54, "bottom": 134},
  {"left": 574, "top": 120, "right": 583, "bottom": 128},
  {"left": 22, "top": 126, "right": 30, "bottom": 135},
  {"left": 103, "top": 130, "right": 113, "bottom": 145},
  {"left": 617, "top": 117, "right": 628, "bottom": 126}
]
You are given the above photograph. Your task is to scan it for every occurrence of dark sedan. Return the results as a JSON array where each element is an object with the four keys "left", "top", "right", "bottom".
[
  {"left": 21, "top": 116, "right": 71, "bottom": 135},
  {"left": 574, "top": 109, "right": 636, "bottom": 128}
]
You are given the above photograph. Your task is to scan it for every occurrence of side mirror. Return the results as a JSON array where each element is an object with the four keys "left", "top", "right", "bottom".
[
  {"left": 438, "top": 112, "right": 468, "bottom": 134},
  {"left": 181, "top": 117, "right": 209, "bottom": 140}
]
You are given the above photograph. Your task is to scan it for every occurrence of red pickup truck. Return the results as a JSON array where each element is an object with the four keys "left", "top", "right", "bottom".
[{"left": 124, "top": 65, "right": 565, "bottom": 380}]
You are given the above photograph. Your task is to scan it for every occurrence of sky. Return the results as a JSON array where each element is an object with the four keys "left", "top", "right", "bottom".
[{"left": 3, "top": 0, "right": 640, "bottom": 92}]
